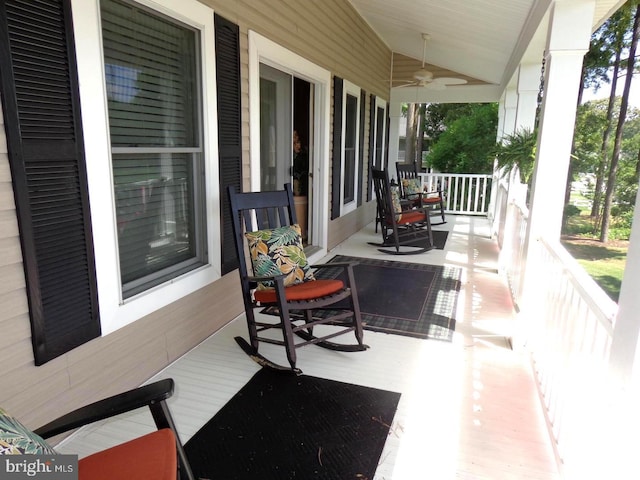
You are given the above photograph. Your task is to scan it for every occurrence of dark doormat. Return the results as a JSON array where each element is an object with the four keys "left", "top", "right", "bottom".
[
  {"left": 184, "top": 368, "right": 401, "bottom": 480},
  {"left": 318, "top": 255, "right": 460, "bottom": 341}
]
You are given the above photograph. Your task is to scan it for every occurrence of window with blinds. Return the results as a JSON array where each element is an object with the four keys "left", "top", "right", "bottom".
[
  {"left": 340, "top": 80, "right": 361, "bottom": 215},
  {"left": 343, "top": 93, "right": 358, "bottom": 204},
  {"left": 101, "top": 0, "right": 206, "bottom": 299}
]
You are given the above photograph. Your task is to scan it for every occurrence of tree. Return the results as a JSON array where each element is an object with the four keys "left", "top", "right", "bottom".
[
  {"left": 588, "top": 4, "right": 635, "bottom": 218},
  {"left": 426, "top": 103, "right": 498, "bottom": 174},
  {"left": 404, "top": 103, "right": 418, "bottom": 166},
  {"left": 601, "top": 2, "right": 640, "bottom": 242}
]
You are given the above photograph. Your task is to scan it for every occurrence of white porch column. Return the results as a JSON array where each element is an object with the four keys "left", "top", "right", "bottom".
[
  {"left": 611, "top": 182, "right": 640, "bottom": 383},
  {"left": 519, "top": 0, "right": 595, "bottom": 343},
  {"left": 526, "top": 0, "right": 594, "bottom": 244},
  {"left": 516, "top": 63, "right": 540, "bottom": 131},
  {"left": 387, "top": 101, "right": 403, "bottom": 167},
  {"left": 501, "top": 86, "right": 518, "bottom": 138},
  {"left": 496, "top": 93, "right": 506, "bottom": 141}
]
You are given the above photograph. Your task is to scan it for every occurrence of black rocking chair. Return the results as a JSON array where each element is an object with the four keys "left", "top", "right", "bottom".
[
  {"left": 228, "top": 184, "right": 368, "bottom": 373},
  {"left": 370, "top": 167, "right": 434, "bottom": 255},
  {"left": 396, "top": 161, "right": 446, "bottom": 225}
]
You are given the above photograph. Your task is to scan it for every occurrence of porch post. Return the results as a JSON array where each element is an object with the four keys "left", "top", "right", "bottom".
[
  {"left": 610, "top": 183, "right": 640, "bottom": 383},
  {"left": 501, "top": 86, "right": 518, "bottom": 137},
  {"left": 526, "top": 0, "right": 594, "bottom": 243},
  {"left": 515, "top": 63, "right": 540, "bottom": 131},
  {"left": 519, "top": 0, "right": 595, "bottom": 338},
  {"left": 490, "top": 86, "right": 517, "bottom": 230},
  {"left": 387, "top": 101, "right": 402, "bottom": 165}
]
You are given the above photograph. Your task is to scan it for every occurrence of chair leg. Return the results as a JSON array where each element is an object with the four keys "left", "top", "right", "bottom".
[
  {"left": 274, "top": 280, "right": 298, "bottom": 370},
  {"left": 149, "top": 400, "right": 195, "bottom": 480},
  {"left": 344, "top": 264, "right": 365, "bottom": 346},
  {"left": 243, "top": 296, "right": 260, "bottom": 351},
  {"left": 245, "top": 306, "right": 260, "bottom": 352}
]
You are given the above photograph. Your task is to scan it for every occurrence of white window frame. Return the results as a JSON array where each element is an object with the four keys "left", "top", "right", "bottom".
[
  {"left": 71, "top": 0, "right": 220, "bottom": 335},
  {"left": 248, "top": 31, "right": 331, "bottom": 265},
  {"left": 373, "top": 96, "right": 387, "bottom": 170},
  {"left": 340, "top": 80, "right": 361, "bottom": 215}
]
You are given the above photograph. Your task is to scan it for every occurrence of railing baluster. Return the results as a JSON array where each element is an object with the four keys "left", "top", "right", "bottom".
[{"left": 417, "top": 172, "right": 492, "bottom": 215}]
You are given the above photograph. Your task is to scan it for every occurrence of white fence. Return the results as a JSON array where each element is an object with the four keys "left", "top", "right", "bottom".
[
  {"left": 418, "top": 172, "right": 492, "bottom": 215},
  {"left": 495, "top": 179, "right": 621, "bottom": 477}
]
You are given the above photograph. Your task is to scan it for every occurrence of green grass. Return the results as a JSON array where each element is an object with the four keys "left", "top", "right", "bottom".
[{"left": 560, "top": 239, "right": 627, "bottom": 302}]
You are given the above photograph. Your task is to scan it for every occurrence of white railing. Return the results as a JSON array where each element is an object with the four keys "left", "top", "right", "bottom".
[
  {"left": 528, "top": 237, "right": 617, "bottom": 477},
  {"left": 497, "top": 191, "right": 620, "bottom": 477},
  {"left": 418, "top": 172, "right": 492, "bottom": 215}
]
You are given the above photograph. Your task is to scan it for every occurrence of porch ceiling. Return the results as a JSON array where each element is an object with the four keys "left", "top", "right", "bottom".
[{"left": 348, "top": 0, "right": 626, "bottom": 103}]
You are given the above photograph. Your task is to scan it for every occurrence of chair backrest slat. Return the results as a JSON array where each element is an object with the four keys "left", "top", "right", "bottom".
[
  {"left": 371, "top": 168, "right": 396, "bottom": 228},
  {"left": 396, "top": 162, "right": 419, "bottom": 198}
]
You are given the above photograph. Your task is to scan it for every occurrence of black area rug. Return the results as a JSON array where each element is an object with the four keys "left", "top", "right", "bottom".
[
  {"left": 263, "top": 255, "right": 461, "bottom": 341},
  {"left": 315, "top": 255, "right": 461, "bottom": 341},
  {"left": 184, "top": 368, "right": 401, "bottom": 480},
  {"left": 378, "top": 229, "right": 448, "bottom": 250}
]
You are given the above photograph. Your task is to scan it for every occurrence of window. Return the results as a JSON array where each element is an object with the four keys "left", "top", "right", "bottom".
[
  {"left": 373, "top": 97, "right": 387, "bottom": 169},
  {"left": 341, "top": 80, "right": 361, "bottom": 214},
  {"left": 101, "top": 0, "right": 206, "bottom": 298},
  {"left": 71, "top": 0, "right": 218, "bottom": 334}
]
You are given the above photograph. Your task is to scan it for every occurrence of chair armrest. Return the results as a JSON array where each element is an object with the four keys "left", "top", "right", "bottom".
[{"left": 34, "top": 379, "right": 174, "bottom": 439}]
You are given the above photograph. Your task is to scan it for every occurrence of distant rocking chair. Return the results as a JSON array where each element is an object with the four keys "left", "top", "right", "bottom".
[
  {"left": 370, "top": 167, "right": 434, "bottom": 255},
  {"left": 228, "top": 184, "right": 368, "bottom": 373},
  {"left": 396, "top": 161, "right": 446, "bottom": 226}
]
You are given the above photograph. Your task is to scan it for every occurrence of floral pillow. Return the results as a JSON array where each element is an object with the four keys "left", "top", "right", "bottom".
[
  {"left": 402, "top": 177, "right": 423, "bottom": 196},
  {"left": 0, "top": 407, "right": 56, "bottom": 455},
  {"left": 245, "top": 224, "right": 315, "bottom": 290},
  {"left": 390, "top": 186, "right": 403, "bottom": 214}
]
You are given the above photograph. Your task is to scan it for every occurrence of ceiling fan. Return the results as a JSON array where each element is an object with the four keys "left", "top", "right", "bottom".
[{"left": 396, "top": 33, "right": 467, "bottom": 90}]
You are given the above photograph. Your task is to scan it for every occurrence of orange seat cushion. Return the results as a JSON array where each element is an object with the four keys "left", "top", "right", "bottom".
[
  {"left": 396, "top": 210, "right": 426, "bottom": 225},
  {"left": 422, "top": 196, "right": 442, "bottom": 204},
  {"left": 254, "top": 279, "right": 344, "bottom": 303},
  {"left": 79, "top": 429, "right": 176, "bottom": 480}
]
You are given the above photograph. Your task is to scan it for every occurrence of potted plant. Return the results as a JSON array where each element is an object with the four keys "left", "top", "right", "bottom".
[{"left": 492, "top": 127, "right": 537, "bottom": 185}]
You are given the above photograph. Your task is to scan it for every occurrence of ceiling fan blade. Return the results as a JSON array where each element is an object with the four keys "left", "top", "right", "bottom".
[
  {"left": 422, "top": 82, "right": 446, "bottom": 91},
  {"left": 395, "top": 82, "right": 419, "bottom": 88},
  {"left": 432, "top": 77, "right": 468, "bottom": 86}
]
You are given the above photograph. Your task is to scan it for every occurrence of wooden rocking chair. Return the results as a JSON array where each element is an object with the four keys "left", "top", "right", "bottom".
[
  {"left": 228, "top": 184, "right": 368, "bottom": 373},
  {"left": 0, "top": 379, "right": 194, "bottom": 480},
  {"left": 370, "top": 167, "right": 434, "bottom": 255},
  {"left": 396, "top": 162, "right": 446, "bottom": 225}
]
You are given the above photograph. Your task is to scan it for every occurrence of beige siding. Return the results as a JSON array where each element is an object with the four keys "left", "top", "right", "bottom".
[
  {"left": 207, "top": 0, "right": 390, "bottom": 231},
  {"left": 0, "top": 0, "right": 389, "bottom": 432}
]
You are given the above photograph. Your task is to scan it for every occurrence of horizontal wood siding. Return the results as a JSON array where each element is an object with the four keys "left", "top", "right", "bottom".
[{"left": 0, "top": 0, "right": 388, "bottom": 431}]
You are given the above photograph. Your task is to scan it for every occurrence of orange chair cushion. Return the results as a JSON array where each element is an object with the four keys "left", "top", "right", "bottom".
[
  {"left": 396, "top": 210, "right": 426, "bottom": 225},
  {"left": 79, "top": 429, "right": 176, "bottom": 480},
  {"left": 421, "top": 195, "right": 442, "bottom": 204},
  {"left": 254, "top": 279, "right": 345, "bottom": 303}
]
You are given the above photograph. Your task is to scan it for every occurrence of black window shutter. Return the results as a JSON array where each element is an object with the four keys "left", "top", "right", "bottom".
[
  {"left": 331, "top": 76, "right": 343, "bottom": 219},
  {"left": 0, "top": 0, "right": 100, "bottom": 365},
  {"left": 367, "top": 94, "right": 376, "bottom": 202},
  {"left": 357, "top": 89, "right": 366, "bottom": 207},
  {"left": 215, "top": 14, "right": 242, "bottom": 275}
]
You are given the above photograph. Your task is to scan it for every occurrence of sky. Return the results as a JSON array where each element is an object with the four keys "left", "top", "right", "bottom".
[{"left": 581, "top": 74, "right": 640, "bottom": 107}]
